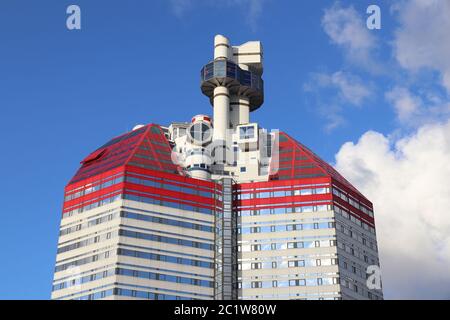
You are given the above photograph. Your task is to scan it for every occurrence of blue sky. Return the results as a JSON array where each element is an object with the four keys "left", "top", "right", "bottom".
[{"left": 1, "top": 0, "right": 449, "bottom": 299}]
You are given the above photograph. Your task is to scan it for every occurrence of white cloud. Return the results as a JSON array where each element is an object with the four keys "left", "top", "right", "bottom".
[
  {"left": 324, "top": 113, "right": 345, "bottom": 132},
  {"left": 322, "top": 3, "right": 379, "bottom": 71},
  {"left": 169, "top": 0, "right": 266, "bottom": 30},
  {"left": 335, "top": 120, "right": 450, "bottom": 299},
  {"left": 314, "top": 71, "right": 371, "bottom": 106},
  {"left": 385, "top": 86, "right": 450, "bottom": 127},
  {"left": 320, "top": 104, "right": 346, "bottom": 133},
  {"left": 303, "top": 71, "right": 371, "bottom": 131},
  {"left": 393, "top": 0, "right": 450, "bottom": 92},
  {"left": 385, "top": 87, "right": 421, "bottom": 124}
]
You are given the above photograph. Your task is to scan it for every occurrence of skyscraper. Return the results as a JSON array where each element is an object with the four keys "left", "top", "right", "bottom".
[{"left": 51, "top": 35, "right": 383, "bottom": 300}]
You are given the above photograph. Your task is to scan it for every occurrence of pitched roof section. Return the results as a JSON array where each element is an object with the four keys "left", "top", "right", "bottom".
[
  {"left": 69, "top": 124, "right": 179, "bottom": 185},
  {"left": 270, "top": 132, "right": 366, "bottom": 200},
  {"left": 69, "top": 125, "right": 365, "bottom": 200}
]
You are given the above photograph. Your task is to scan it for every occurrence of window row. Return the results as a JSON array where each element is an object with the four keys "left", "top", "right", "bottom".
[
  {"left": 249, "top": 257, "right": 338, "bottom": 269},
  {"left": 55, "top": 249, "right": 114, "bottom": 272},
  {"left": 119, "top": 229, "right": 213, "bottom": 251},
  {"left": 116, "top": 268, "right": 213, "bottom": 288},
  {"left": 60, "top": 210, "right": 118, "bottom": 236},
  {"left": 332, "top": 187, "right": 374, "bottom": 217},
  {"left": 121, "top": 211, "right": 213, "bottom": 233},
  {"left": 241, "top": 222, "right": 335, "bottom": 234},
  {"left": 69, "top": 287, "right": 203, "bottom": 301},
  {"left": 337, "top": 222, "right": 378, "bottom": 252},
  {"left": 237, "top": 187, "right": 330, "bottom": 200},
  {"left": 126, "top": 171, "right": 215, "bottom": 194},
  {"left": 118, "top": 248, "right": 214, "bottom": 269},
  {"left": 337, "top": 241, "right": 377, "bottom": 266},
  {"left": 339, "top": 259, "right": 367, "bottom": 279},
  {"left": 239, "top": 204, "right": 333, "bottom": 216},
  {"left": 114, "top": 288, "right": 193, "bottom": 300},
  {"left": 241, "top": 277, "right": 339, "bottom": 289},
  {"left": 58, "top": 231, "right": 117, "bottom": 254},
  {"left": 65, "top": 175, "right": 124, "bottom": 201},
  {"left": 123, "top": 193, "right": 213, "bottom": 215},
  {"left": 64, "top": 193, "right": 122, "bottom": 217},
  {"left": 239, "top": 239, "right": 336, "bottom": 252},
  {"left": 69, "top": 288, "right": 114, "bottom": 300},
  {"left": 340, "top": 278, "right": 382, "bottom": 300},
  {"left": 240, "top": 257, "right": 338, "bottom": 270},
  {"left": 53, "top": 269, "right": 116, "bottom": 291},
  {"left": 334, "top": 205, "right": 376, "bottom": 234},
  {"left": 237, "top": 182, "right": 330, "bottom": 193},
  {"left": 125, "top": 176, "right": 213, "bottom": 199}
]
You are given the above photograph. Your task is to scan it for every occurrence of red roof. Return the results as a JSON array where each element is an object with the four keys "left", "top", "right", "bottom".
[
  {"left": 270, "top": 132, "right": 367, "bottom": 200},
  {"left": 68, "top": 124, "right": 179, "bottom": 185},
  {"left": 68, "top": 125, "right": 366, "bottom": 201}
]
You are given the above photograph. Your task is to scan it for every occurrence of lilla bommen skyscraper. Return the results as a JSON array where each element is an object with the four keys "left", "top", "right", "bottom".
[{"left": 52, "top": 35, "right": 383, "bottom": 301}]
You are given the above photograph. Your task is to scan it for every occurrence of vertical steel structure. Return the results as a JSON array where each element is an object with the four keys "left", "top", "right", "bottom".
[{"left": 214, "top": 178, "right": 238, "bottom": 300}]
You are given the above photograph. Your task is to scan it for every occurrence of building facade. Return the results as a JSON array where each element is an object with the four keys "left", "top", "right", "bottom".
[{"left": 52, "top": 35, "right": 383, "bottom": 300}]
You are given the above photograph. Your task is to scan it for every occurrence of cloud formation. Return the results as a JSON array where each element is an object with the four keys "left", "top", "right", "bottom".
[
  {"left": 313, "top": 71, "right": 371, "bottom": 106},
  {"left": 335, "top": 120, "right": 450, "bottom": 299},
  {"left": 321, "top": 3, "right": 379, "bottom": 72},
  {"left": 393, "top": 0, "right": 450, "bottom": 92},
  {"left": 384, "top": 86, "right": 450, "bottom": 127},
  {"left": 385, "top": 86, "right": 422, "bottom": 125},
  {"left": 304, "top": 71, "right": 371, "bottom": 132},
  {"left": 320, "top": 104, "right": 346, "bottom": 133}
]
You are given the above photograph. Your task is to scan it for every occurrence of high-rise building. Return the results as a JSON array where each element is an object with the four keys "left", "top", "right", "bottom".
[{"left": 51, "top": 35, "right": 383, "bottom": 300}]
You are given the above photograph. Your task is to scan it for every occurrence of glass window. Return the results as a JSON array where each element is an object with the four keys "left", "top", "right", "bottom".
[
  {"left": 214, "top": 60, "right": 226, "bottom": 77},
  {"left": 226, "top": 62, "right": 237, "bottom": 79},
  {"left": 239, "top": 126, "right": 255, "bottom": 139},
  {"left": 300, "top": 189, "right": 312, "bottom": 196}
]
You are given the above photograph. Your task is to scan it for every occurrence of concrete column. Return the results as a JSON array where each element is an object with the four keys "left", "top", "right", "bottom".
[
  {"left": 213, "top": 35, "right": 231, "bottom": 142},
  {"left": 239, "top": 103, "right": 250, "bottom": 124},
  {"left": 230, "top": 96, "right": 250, "bottom": 128},
  {"left": 213, "top": 86, "right": 230, "bottom": 141},
  {"left": 230, "top": 104, "right": 239, "bottom": 129}
]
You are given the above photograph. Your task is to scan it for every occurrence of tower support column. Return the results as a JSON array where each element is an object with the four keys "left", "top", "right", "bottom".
[
  {"left": 213, "top": 86, "right": 230, "bottom": 141},
  {"left": 230, "top": 96, "right": 250, "bottom": 128}
]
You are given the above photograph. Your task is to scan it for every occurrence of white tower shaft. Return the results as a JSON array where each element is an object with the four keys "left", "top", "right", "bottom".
[
  {"left": 230, "top": 96, "right": 250, "bottom": 127},
  {"left": 213, "top": 35, "right": 231, "bottom": 142},
  {"left": 213, "top": 86, "right": 230, "bottom": 141}
]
